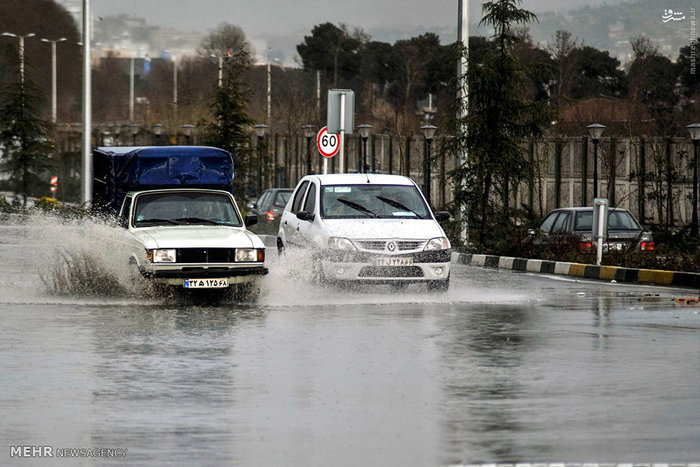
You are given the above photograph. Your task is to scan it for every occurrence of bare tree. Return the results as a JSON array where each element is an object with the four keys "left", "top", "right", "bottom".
[
  {"left": 630, "top": 35, "right": 659, "bottom": 61},
  {"left": 198, "top": 23, "right": 252, "bottom": 68},
  {"left": 548, "top": 30, "right": 578, "bottom": 107}
]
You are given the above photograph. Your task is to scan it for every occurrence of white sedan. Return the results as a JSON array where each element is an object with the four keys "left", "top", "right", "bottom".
[{"left": 277, "top": 174, "right": 451, "bottom": 291}]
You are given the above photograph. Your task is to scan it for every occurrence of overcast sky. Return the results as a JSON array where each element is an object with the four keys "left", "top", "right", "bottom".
[{"left": 90, "top": 0, "right": 623, "bottom": 62}]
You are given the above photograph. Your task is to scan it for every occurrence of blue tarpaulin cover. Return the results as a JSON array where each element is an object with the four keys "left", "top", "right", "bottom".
[{"left": 93, "top": 146, "right": 234, "bottom": 214}]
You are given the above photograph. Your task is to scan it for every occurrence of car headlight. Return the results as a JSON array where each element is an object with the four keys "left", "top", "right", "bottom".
[
  {"left": 149, "top": 248, "right": 177, "bottom": 263},
  {"left": 424, "top": 237, "right": 450, "bottom": 251},
  {"left": 236, "top": 248, "right": 259, "bottom": 262},
  {"left": 328, "top": 237, "right": 356, "bottom": 251}
]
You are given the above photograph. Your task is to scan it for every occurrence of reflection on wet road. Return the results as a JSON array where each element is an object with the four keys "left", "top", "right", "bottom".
[{"left": 1, "top": 215, "right": 699, "bottom": 465}]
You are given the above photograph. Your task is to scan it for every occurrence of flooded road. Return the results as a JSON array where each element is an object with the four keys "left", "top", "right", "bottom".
[{"left": 1, "top": 213, "right": 699, "bottom": 465}]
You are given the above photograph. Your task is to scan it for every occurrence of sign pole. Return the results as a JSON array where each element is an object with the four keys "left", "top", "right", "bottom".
[
  {"left": 339, "top": 93, "right": 345, "bottom": 174},
  {"left": 323, "top": 158, "right": 328, "bottom": 174}
]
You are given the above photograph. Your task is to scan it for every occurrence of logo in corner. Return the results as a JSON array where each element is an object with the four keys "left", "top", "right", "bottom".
[{"left": 662, "top": 9, "right": 686, "bottom": 23}]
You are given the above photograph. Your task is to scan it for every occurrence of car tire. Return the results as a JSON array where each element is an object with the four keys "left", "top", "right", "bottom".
[
  {"left": 311, "top": 258, "right": 326, "bottom": 285},
  {"left": 427, "top": 275, "right": 450, "bottom": 293},
  {"left": 236, "top": 280, "right": 261, "bottom": 302},
  {"left": 276, "top": 236, "right": 285, "bottom": 257}
]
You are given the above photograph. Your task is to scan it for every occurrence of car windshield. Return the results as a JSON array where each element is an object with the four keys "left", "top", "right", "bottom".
[
  {"left": 133, "top": 192, "right": 241, "bottom": 227},
  {"left": 274, "top": 191, "right": 292, "bottom": 208},
  {"left": 320, "top": 184, "right": 429, "bottom": 219},
  {"left": 574, "top": 210, "right": 640, "bottom": 231}
]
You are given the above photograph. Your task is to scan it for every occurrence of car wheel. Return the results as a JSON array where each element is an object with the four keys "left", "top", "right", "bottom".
[
  {"left": 427, "top": 275, "right": 450, "bottom": 293},
  {"left": 311, "top": 258, "right": 326, "bottom": 285},
  {"left": 276, "top": 236, "right": 285, "bottom": 257},
  {"left": 236, "top": 280, "right": 261, "bottom": 302}
]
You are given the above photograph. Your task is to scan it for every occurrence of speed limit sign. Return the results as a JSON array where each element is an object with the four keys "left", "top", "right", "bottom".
[{"left": 316, "top": 126, "right": 340, "bottom": 158}]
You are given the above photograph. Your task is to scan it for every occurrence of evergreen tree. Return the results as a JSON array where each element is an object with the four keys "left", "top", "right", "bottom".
[
  {"left": 452, "top": 0, "right": 552, "bottom": 248},
  {"left": 0, "top": 75, "right": 55, "bottom": 207},
  {"left": 199, "top": 51, "right": 255, "bottom": 202}
]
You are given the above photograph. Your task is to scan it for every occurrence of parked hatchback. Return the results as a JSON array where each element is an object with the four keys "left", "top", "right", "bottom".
[
  {"left": 277, "top": 174, "right": 452, "bottom": 291},
  {"left": 248, "top": 188, "right": 293, "bottom": 236},
  {"left": 528, "top": 207, "right": 654, "bottom": 252}
]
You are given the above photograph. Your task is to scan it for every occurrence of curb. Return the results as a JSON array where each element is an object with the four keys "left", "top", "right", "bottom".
[{"left": 452, "top": 252, "right": 700, "bottom": 288}]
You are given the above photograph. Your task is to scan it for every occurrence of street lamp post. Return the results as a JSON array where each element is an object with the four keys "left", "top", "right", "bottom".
[
  {"left": 40, "top": 37, "right": 66, "bottom": 123},
  {"left": 421, "top": 125, "right": 438, "bottom": 208},
  {"left": 687, "top": 124, "right": 700, "bottom": 236},
  {"left": 2, "top": 32, "right": 36, "bottom": 85},
  {"left": 182, "top": 124, "right": 194, "bottom": 145},
  {"left": 131, "top": 124, "right": 139, "bottom": 146},
  {"left": 302, "top": 125, "right": 314, "bottom": 175},
  {"left": 152, "top": 123, "right": 163, "bottom": 146},
  {"left": 254, "top": 124, "right": 269, "bottom": 193},
  {"left": 587, "top": 123, "right": 606, "bottom": 200},
  {"left": 357, "top": 124, "right": 373, "bottom": 174}
]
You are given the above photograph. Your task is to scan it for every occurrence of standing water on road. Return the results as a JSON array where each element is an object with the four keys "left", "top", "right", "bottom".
[{"left": 1, "top": 213, "right": 699, "bottom": 465}]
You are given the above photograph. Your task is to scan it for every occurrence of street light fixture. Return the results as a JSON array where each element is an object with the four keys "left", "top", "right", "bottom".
[
  {"left": 357, "top": 124, "right": 373, "bottom": 174},
  {"left": 687, "top": 123, "right": 700, "bottom": 236},
  {"left": 131, "top": 123, "right": 139, "bottom": 146},
  {"left": 586, "top": 123, "right": 606, "bottom": 200},
  {"left": 302, "top": 124, "right": 315, "bottom": 174},
  {"left": 421, "top": 124, "right": 438, "bottom": 208},
  {"left": 182, "top": 124, "right": 194, "bottom": 145},
  {"left": 2, "top": 32, "right": 36, "bottom": 85},
  {"left": 152, "top": 123, "right": 163, "bottom": 145},
  {"left": 40, "top": 37, "right": 67, "bottom": 123}
]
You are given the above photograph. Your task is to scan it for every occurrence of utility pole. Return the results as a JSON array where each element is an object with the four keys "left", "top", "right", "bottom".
[
  {"left": 81, "top": 0, "right": 92, "bottom": 207},
  {"left": 455, "top": 0, "right": 469, "bottom": 247},
  {"left": 267, "top": 47, "right": 271, "bottom": 127}
]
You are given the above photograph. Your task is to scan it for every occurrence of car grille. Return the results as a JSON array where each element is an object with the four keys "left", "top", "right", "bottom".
[
  {"left": 358, "top": 266, "right": 424, "bottom": 278},
  {"left": 356, "top": 241, "right": 386, "bottom": 250},
  {"left": 177, "top": 248, "right": 236, "bottom": 263},
  {"left": 355, "top": 240, "right": 426, "bottom": 251}
]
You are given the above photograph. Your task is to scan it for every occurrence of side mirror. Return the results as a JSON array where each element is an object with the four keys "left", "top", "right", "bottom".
[
  {"left": 296, "top": 211, "right": 314, "bottom": 222},
  {"left": 245, "top": 214, "right": 258, "bottom": 227},
  {"left": 527, "top": 229, "right": 536, "bottom": 236},
  {"left": 434, "top": 211, "right": 450, "bottom": 222}
]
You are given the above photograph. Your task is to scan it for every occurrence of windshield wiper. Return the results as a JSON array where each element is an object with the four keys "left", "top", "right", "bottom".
[
  {"left": 136, "top": 218, "right": 179, "bottom": 226},
  {"left": 337, "top": 198, "right": 377, "bottom": 217},
  {"left": 375, "top": 196, "right": 425, "bottom": 219},
  {"left": 175, "top": 217, "right": 224, "bottom": 225}
]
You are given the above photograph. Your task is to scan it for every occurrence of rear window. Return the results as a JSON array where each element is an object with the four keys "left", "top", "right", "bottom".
[
  {"left": 574, "top": 210, "right": 640, "bottom": 231},
  {"left": 274, "top": 191, "right": 292, "bottom": 208}
]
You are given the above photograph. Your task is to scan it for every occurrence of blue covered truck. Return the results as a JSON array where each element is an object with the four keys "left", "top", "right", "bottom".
[{"left": 93, "top": 146, "right": 267, "bottom": 296}]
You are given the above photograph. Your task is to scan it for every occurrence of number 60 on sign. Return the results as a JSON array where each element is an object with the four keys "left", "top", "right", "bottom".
[{"left": 316, "top": 126, "right": 340, "bottom": 158}]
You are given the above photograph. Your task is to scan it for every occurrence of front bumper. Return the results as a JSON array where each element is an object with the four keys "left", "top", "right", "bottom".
[
  {"left": 319, "top": 249, "right": 451, "bottom": 283},
  {"left": 139, "top": 263, "right": 268, "bottom": 286}
]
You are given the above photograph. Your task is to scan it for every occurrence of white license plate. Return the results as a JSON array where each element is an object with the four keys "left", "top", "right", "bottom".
[
  {"left": 375, "top": 257, "right": 414, "bottom": 267},
  {"left": 603, "top": 243, "right": 624, "bottom": 251},
  {"left": 184, "top": 278, "right": 229, "bottom": 289}
]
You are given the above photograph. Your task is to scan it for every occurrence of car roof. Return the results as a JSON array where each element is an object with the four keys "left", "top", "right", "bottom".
[
  {"left": 301, "top": 173, "right": 416, "bottom": 186},
  {"left": 553, "top": 207, "right": 632, "bottom": 213}
]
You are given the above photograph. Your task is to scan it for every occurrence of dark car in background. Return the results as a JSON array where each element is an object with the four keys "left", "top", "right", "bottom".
[
  {"left": 247, "top": 188, "right": 293, "bottom": 235},
  {"left": 528, "top": 207, "right": 655, "bottom": 252}
]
